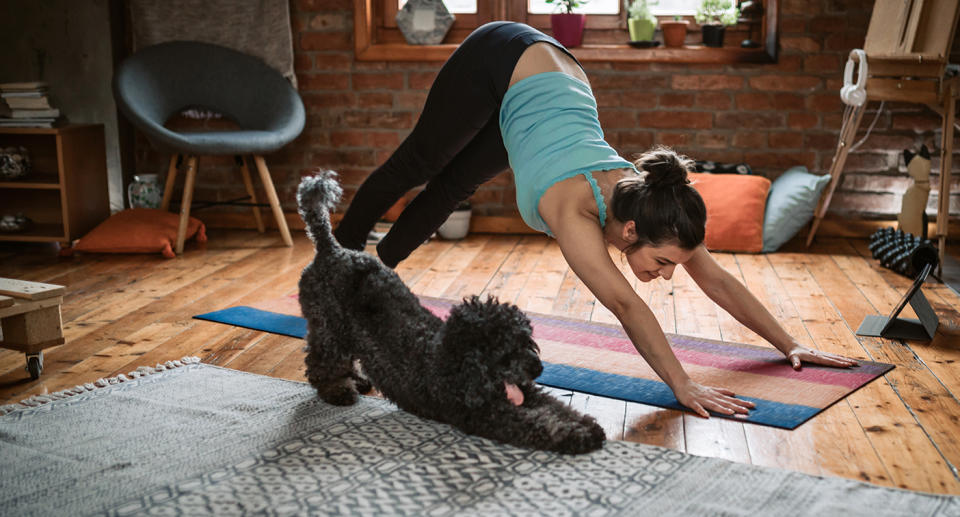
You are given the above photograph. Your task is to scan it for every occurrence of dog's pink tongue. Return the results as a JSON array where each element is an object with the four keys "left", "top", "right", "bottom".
[{"left": 505, "top": 382, "right": 524, "bottom": 406}]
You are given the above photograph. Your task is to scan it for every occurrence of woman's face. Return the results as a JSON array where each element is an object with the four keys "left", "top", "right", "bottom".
[
  {"left": 611, "top": 220, "right": 695, "bottom": 282},
  {"left": 625, "top": 243, "right": 694, "bottom": 282}
]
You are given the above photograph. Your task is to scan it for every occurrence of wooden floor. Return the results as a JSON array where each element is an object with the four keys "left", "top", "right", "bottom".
[{"left": 3, "top": 229, "right": 960, "bottom": 495}]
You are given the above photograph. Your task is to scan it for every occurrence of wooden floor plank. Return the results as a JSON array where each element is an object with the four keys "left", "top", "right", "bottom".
[
  {"left": 441, "top": 235, "right": 518, "bottom": 301},
  {"left": 480, "top": 235, "right": 550, "bottom": 304}
]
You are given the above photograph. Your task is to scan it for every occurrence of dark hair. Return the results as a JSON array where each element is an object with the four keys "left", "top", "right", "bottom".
[{"left": 610, "top": 146, "right": 706, "bottom": 252}]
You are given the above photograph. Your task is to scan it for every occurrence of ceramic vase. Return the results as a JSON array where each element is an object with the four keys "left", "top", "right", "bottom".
[
  {"left": 628, "top": 18, "right": 656, "bottom": 42},
  {"left": 128, "top": 174, "right": 163, "bottom": 209},
  {"left": 550, "top": 13, "right": 587, "bottom": 48}
]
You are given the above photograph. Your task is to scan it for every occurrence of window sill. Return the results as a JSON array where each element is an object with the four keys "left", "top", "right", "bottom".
[{"left": 355, "top": 42, "right": 775, "bottom": 64}]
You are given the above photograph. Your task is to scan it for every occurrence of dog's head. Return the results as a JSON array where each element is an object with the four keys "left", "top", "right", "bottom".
[{"left": 440, "top": 296, "right": 542, "bottom": 409}]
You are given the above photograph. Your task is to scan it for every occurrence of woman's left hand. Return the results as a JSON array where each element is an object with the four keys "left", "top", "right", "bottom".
[{"left": 783, "top": 344, "right": 858, "bottom": 370}]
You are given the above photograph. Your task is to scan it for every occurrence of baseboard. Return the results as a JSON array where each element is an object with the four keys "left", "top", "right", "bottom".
[{"left": 196, "top": 211, "right": 957, "bottom": 241}]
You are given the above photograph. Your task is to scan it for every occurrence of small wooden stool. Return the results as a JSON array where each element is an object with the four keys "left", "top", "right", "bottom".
[{"left": 0, "top": 278, "right": 66, "bottom": 380}]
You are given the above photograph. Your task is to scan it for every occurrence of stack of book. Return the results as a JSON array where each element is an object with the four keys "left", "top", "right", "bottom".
[{"left": 0, "top": 82, "right": 60, "bottom": 128}]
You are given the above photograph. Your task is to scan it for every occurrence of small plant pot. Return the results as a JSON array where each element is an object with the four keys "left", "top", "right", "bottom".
[
  {"left": 660, "top": 20, "right": 689, "bottom": 48},
  {"left": 550, "top": 13, "right": 587, "bottom": 48},
  {"left": 628, "top": 18, "right": 656, "bottom": 42},
  {"left": 437, "top": 205, "right": 471, "bottom": 240},
  {"left": 702, "top": 24, "right": 726, "bottom": 47}
]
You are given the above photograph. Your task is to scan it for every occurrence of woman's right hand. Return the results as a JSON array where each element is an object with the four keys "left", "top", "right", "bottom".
[{"left": 673, "top": 379, "right": 755, "bottom": 418}]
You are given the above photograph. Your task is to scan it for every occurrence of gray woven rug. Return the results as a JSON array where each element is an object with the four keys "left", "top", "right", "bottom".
[{"left": 1, "top": 360, "right": 957, "bottom": 517}]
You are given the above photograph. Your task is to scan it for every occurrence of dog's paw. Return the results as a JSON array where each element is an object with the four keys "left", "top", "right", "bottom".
[
  {"left": 556, "top": 418, "right": 606, "bottom": 454},
  {"left": 320, "top": 384, "right": 359, "bottom": 406}
]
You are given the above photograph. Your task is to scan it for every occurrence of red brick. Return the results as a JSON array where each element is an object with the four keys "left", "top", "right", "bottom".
[
  {"left": 408, "top": 71, "right": 438, "bottom": 90},
  {"left": 621, "top": 91, "right": 658, "bottom": 109},
  {"left": 743, "top": 151, "right": 816, "bottom": 170},
  {"left": 356, "top": 92, "right": 394, "bottom": 108},
  {"left": 618, "top": 131, "right": 655, "bottom": 148},
  {"left": 300, "top": 31, "right": 351, "bottom": 51},
  {"left": 808, "top": 93, "right": 843, "bottom": 112},
  {"left": 780, "top": 36, "right": 820, "bottom": 53},
  {"left": 735, "top": 93, "right": 773, "bottom": 110},
  {"left": 780, "top": 18, "right": 806, "bottom": 33},
  {"left": 781, "top": 0, "right": 810, "bottom": 15},
  {"left": 369, "top": 132, "right": 401, "bottom": 149},
  {"left": 659, "top": 93, "right": 695, "bottom": 108},
  {"left": 313, "top": 53, "right": 353, "bottom": 71},
  {"left": 748, "top": 75, "right": 821, "bottom": 92},
  {"left": 309, "top": 12, "right": 350, "bottom": 30},
  {"left": 805, "top": 133, "right": 840, "bottom": 151},
  {"left": 302, "top": 92, "right": 357, "bottom": 110},
  {"left": 330, "top": 130, "right": 366, "bottom": 147},
  {"left": 353, "top": 72, "right": 404, "bottom": 90},
  {"left": 598, "top": 110, "right": 637, "bottom": 129},
  {"left": 694, "top": 92, "right": 731, "bottom": 110},
  {"left": 591, "top": 74, "right": 645, "bottom": 90},
  {"left": 298, "top": 73, "right": 350, "bottom": 91},
  {"left": 468, "top": 188, "right": 504, "bottom": 206},
  {"left": 594, "top": 91, "right": 621, "bottom": 108},
  {"left": 656, "top": 132, "right": 691, "bottom": 147},
  {"left": 340, "top": 111, "right": 414, "bottom": 129},
  {"left": 773, "top": 93, "right": 806, "bottom": 111},
  {"left": 671, "top": 75, "right": 744, "bottom": 91},
  {"left": 803, "top": 55, "right": 842, "bottom": 73},
  {"left": 695, "top": 150, "right": 745, "bottom": 164},
  {"left": 769, "top": 132, "right": 804, "bottom": 149},
  {"left": 806, "top": 15, "right": 846, "bottom": 33},
  {"left": 375, "top": 149, "right": 394, "bottom": 164},
  {"left": 715, "top": 112, "right": 784, "bottom": 130},
  {"left": 643, "top": 111, "right": 713, "bottom": 129},
  {"left": 294, "top": 53, "right": 313, "bottom": 73},
  {"left": 353, "top": 61, "right": 388, "bottom": 71},
  {"left": 313, "top": 149, "right": 378, "bottom": 167},
  {"left": 395, "top": 91, "right": 428, "bottom": 109},
  {"left": 733, "top": 132, "right": 766, "bottom": 148},
  {"left": 696, "top": 133, "right": 728, "bottom": 149},
  {"left": 824, "top": 34, "right": 867, "bottom": 52},
  {"left": 844, "top": 152, "right": 895, "bottom": 172},
  {"left": 335, "top": 168, "right": 375, "bottom": 187},
  {"left": 854, "top": 134, "right": 917, "bottom": 152}
]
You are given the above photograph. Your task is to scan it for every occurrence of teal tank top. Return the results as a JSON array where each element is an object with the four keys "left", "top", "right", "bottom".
[{"left": 499, "top": 72, "right": 637, "bottom": 236}]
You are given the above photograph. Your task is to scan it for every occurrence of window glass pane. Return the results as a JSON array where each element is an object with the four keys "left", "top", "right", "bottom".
[
  {"left": 398, "top": 0, "right": 477, "bottom": 14},
  {"left": 650, "top": 0, "right": 717, "bottom": 16},
  {"left": 527, "top": 0, "right": 620, "bottom": 15}
]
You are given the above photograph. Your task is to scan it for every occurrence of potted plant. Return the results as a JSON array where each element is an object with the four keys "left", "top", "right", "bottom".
[
  {"left": 546, "top": 0, "right": 588, "bottom": 48},
  {"left": 660, "top": 15, "right": 689, "bottom": 48},
  {"left": 695, "top": 0, "right": 739, "bottom": 48},
  {"left": 624, "top": 0, "right": 657, "bottom": 42}
]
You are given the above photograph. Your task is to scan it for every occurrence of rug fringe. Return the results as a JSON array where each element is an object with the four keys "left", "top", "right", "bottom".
[{"left": 0, "top": 356, "right": 201, "bottom": 416}]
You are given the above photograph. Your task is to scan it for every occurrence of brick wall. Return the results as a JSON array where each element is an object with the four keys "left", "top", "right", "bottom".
[{"left": 138, "top": 0, "right": 960, "bottom": 225}]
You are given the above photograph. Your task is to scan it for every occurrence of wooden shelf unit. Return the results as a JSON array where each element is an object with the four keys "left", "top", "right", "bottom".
[{"left": 0, "top": 124, "right": 109, "bottom": 245}]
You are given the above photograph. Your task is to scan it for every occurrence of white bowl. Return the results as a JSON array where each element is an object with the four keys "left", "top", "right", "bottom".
[{"left": 437, "top": 209, "right": 471, "bottom": 240}]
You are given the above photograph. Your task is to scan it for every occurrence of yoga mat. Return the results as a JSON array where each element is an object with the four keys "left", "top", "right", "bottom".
[{"left": 194, "top": 295, "right": 894, "bottom": 429}]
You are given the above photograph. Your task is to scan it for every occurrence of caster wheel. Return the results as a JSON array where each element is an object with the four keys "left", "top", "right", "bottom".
[{"left": 26, "top": 353, "right": 43, "bottom": 380}]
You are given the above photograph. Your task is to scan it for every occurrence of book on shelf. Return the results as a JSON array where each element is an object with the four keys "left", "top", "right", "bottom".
[
  {"left": 0, "top": 81, "right": 60, "bottom": 127},
  {"left": 0, "top": 108, "right": 60, "bottom": 119},
  {"left": 0, "top": 119, "right": 55, "bottom": 128},
  {"left": 3, "top": 96, "right": 51, "bottom": 109},
  {"left": 0, "top": 81, "right": 48, "bottom": 92}
]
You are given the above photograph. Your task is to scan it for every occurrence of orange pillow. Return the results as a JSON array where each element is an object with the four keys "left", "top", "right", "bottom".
[
  {"left": 66, "top": 208, "right": 207, "bottom": 258},
  {"left": 689, "top": 173, "right": 770, "bottom": 253}
]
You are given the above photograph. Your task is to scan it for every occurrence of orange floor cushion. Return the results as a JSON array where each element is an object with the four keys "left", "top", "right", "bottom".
[
  {"left": 66, "top": 208, "right": 207, "bottom": 258},
  {"left": 689, "top": 173, "right": 771, "bottom": 253}
]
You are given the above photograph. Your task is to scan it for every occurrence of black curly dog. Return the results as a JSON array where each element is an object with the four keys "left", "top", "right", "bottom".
[{"left": 297, "top": 170, "right": 605, "bottom": 454}]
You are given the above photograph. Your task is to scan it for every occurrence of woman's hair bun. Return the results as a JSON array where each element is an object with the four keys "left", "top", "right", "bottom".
[{"left": 634, "top": 146, "right": 694, "bottom": 189}]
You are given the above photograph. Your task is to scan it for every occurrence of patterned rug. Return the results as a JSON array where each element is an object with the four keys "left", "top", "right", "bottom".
[
  {"left": 194, "top": 295, "right": 894, "bottom": 430},
  {"left": 1, "top": 361, "right": 955, "bottom": 516}
]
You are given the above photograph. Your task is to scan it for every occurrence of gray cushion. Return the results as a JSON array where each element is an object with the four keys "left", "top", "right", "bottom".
[{"left": 113, "top": 41, "right": 305, "bottom": 155}]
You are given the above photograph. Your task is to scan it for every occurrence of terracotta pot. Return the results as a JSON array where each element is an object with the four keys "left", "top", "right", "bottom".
[
  {"left": 660, "top": 20, "right": 689, "bottom": 48},
  {"left": 550, "top": 13, "right": 586, "bottom": 48},
  {"left": 702, "top": 24, "right": 726, "bottom": 47}
]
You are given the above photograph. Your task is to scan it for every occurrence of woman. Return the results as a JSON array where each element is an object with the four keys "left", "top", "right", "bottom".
[{"left": 334, "top": 22, "right": 857, "bottom": 418}]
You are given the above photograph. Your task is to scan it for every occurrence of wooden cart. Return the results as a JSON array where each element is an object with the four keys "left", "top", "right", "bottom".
[{"left": 0, "top": 278, "right": 65, "bottom": 379}]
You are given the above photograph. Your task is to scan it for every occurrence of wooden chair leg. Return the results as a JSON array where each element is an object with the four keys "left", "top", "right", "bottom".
[
  {"left": 239, "top": 156, "right": 265, "bottom": 233},
  {"left": 806, "top": 105, "right": 866, "bottom": 246},
  {"left": 937, "top": 83, "right": 956, "bottom": 275},
  {"left": 175, "top": 156, "right": 199, "bottom": 255},
  {"left": 160, "top": 154, "right": 179, "bottom": 211},
  {"left": 252, "top": 155, "right": 293, "bottom": 247}
]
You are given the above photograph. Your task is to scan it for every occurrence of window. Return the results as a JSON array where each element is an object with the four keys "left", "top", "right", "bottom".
[{"left": 356, "top": 0, "right": 778, "bottom": 63}]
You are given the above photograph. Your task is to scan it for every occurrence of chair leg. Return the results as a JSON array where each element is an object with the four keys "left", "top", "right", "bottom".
[
  {"left": 239, "top": 156, "right": 265, "bottom": 233},
  {"left": 176, "top": 156, "right": 199, "bottom": 255},
  {"left": 160, "top": 154, "right": 179, "bottom": 211},
  {"left": 252, "top": 155, "right": 293, "bottom": 247}
]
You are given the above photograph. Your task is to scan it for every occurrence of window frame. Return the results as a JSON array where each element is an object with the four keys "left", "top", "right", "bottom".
[{"left": 353, "top": 0, "right": 778, "bottom": 64}]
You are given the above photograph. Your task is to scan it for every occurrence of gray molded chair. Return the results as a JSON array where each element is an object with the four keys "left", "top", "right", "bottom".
[{"left": 113, "top": 40, "right": 305, "bottom": 253}]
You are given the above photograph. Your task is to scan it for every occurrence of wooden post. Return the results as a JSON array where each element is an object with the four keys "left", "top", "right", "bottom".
[
  {"left": 937, "top": 81, "right": 956, "bottom": 275},
  {"left": 161, "top": 154, "right": 179, "bottom": 211},
  {"left": 807, "top": 105, "right": 866, "bottom": 246},
  {"left": 239, "top": 156, "right": 265, "bottom": 233},
  {"left": 175, "top": 156, "right": 198, "bottom": 255},
  {"left": 253, "top": 155, "right": 293, "bottom": 247}
]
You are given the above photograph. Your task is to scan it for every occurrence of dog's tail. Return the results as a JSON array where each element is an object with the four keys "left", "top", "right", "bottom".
[{"left": 297, "top": 169, "right": 343, "bottom": 252}]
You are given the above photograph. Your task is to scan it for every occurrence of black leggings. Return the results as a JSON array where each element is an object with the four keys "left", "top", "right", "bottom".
[{"left": 333, "top": 22, "right": 580, "bottom": 268}]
